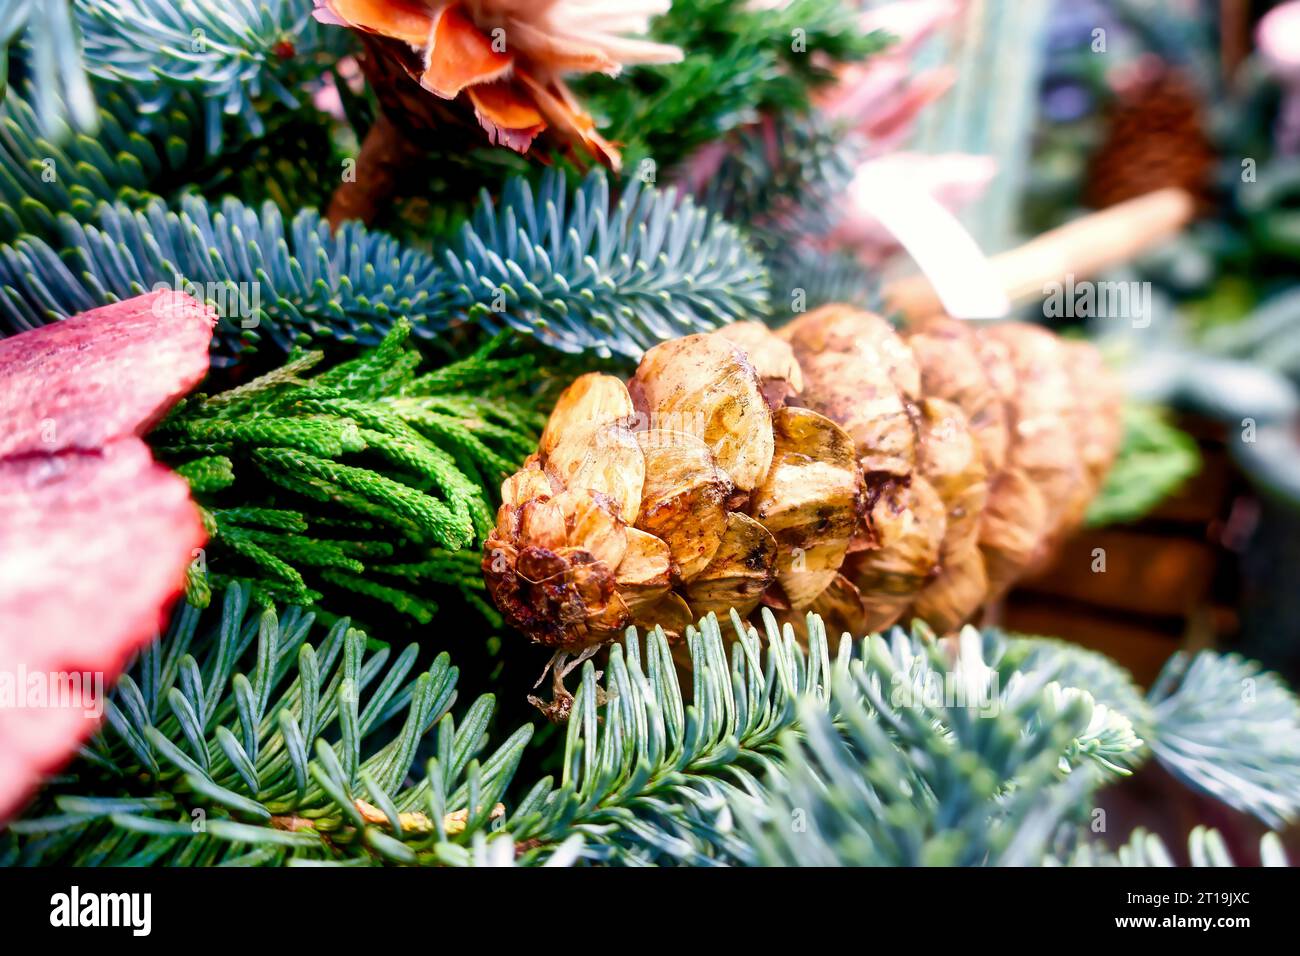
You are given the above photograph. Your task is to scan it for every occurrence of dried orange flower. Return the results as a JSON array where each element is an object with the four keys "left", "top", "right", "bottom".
[{"left": 314, "top": 0, "right": 682, "bottom": 168}]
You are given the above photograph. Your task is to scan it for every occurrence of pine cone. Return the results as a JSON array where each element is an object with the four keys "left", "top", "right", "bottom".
[
  {"left": 483, "top": 306, "right": 1123, "bottom": 651},
  {"left": 1085, "top": 62, "right": 1216, "bottom": 209}
]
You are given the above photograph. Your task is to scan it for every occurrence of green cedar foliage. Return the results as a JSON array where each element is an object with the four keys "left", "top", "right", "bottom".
[
  {"left": 152, "top": 321, "right": 544, "bottom": 624},
  {"left": 1085, "top": 403, "right": 1201, "bottom": 527}
]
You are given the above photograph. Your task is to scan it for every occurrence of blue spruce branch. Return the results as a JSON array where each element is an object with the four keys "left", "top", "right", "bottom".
[{"left": 0, "top": 171, "right": 770, "bottom": 362}]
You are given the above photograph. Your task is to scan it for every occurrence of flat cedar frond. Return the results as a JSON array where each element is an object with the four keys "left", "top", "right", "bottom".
[{"left": 151, "top": 321, "right": 542, "bottom": 623}]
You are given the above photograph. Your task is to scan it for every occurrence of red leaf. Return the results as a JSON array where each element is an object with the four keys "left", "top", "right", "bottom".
[
  {"left": 0, "top": 290, "right": 214, "bottom": 458},
  {"left": 0, "top": 292, "right": 215, "bottom": 820}
]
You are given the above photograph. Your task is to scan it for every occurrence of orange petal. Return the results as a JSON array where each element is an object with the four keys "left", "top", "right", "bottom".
[
  {"left": 467, "top": 82, "right": 545, "bottom": 132},
  {"left": 421, "top": 3, "right": 514, "bottom": 99},
  {"left": 467, "top": 82, "right": 547, "bottom": 153},
  {"left": 517, "top": 72, "right": 621, "bottom": 171},
  {"left": 327, "top": 0, "right": 436, "bottom": 46}
]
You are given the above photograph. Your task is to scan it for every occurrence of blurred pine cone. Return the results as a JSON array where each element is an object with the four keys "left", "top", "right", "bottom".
[
  {"left": 483, "top": 307, "right": 1124, "bottom": 654},
  {"left": 1085, "top": 60, "right": 1216, "bottom": 209}
]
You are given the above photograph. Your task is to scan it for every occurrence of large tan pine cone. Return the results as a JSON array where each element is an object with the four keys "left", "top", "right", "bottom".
[{"left": 482, "top": 306, "right": 1123, "bottom": 651}]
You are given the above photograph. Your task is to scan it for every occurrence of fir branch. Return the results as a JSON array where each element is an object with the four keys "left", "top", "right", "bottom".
[
  {"left": 3, "top": 0, "right": 345, "bottom": 148},
  {"left": 439, "top": 172, "right": 770, "bottom": 358},
  {"left": 0, "top": 171, "right": 769, "bottom": 362},
  {"left": 0, "top": 82, "right": 201, "bottom": 244},
  {"left": 997, "top": 633, "right": 1153, "bottom": 739},
  {"left": 697, "top": 114, "right": 881, "bottom": 318},
  {"left": 0, "top": 77, "right": 345, "bottom": 247},
  {"left": 1147, "top": 650, "right": 1300, "bottom": 830},
  {"left": 578, "top": 0, "right": 890, "bottom": 173},
  {"left": 700, "top": 114, "right": 859, "bottom": 236},
  {"left": 1058, "top": 828, "right": 1291, "bottom": 868},
  {"left": 294, "top": 614, "right": 1145, "bottom": 865},
  {"left": 765, "top": 243, "right": 881, "bottom": 319},
  {"left": 503, "top": 610, "right": 845, "bottom": 864},
  {"left": 485, "top": 615, "right": 1136, "bottom": 865},
  {"left": 0, "top": 0, "right": 96, "bottom": 135},
  {"left": 0, "top": 193, "right": 436, "bottom": 358},
  {"left": 1004, "top": 632, "right": 1300, "bottom": 827},
  {"left": 0, "top": 595, "right": 871, "bottom": 865},
  {"left": 74, "top": 0, "right": 343, "bottom": 152},
  {"left": 732, "top": 625, "right": 1148, "bottom": 866},
  {"left": 5, "top": 594, "right": 1294, "bottom": 868},
  {"left": 736, "top": 699, "right": 1091, "bottom": 866},
  {"left": 1, "top": 585, "right": 532, "bottom": 866}
]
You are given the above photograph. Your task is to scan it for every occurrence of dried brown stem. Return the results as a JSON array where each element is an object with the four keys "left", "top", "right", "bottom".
[{"left": 327, "top": 111, "right": 423, "bottom": 230}]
